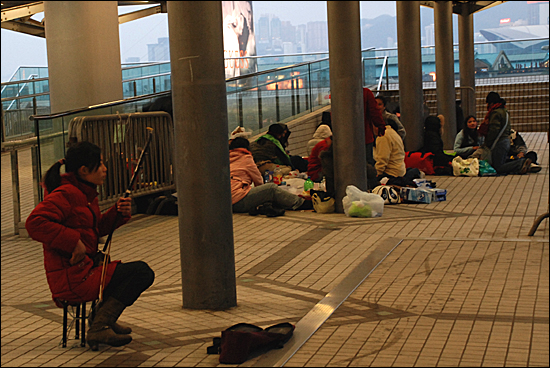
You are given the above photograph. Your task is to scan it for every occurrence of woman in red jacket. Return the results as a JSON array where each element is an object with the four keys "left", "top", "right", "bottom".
[{"left": 25, "top": 141, "right": 154, "bottom": 351}]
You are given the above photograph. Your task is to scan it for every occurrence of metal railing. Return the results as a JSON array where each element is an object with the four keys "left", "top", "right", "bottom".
[{"left": 3, "top": 37, "right": 547, "bottom": 141}]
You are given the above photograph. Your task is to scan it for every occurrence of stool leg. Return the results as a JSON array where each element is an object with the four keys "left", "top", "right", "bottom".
[
  {"left": 75, "top": 304, "right": 80, "bottom": 339},
  {"left": 62, "top": 304, "right": 68, "bottom": 348},
  {"left": 81, "top": 302, "right": 87, "bottom": 347}
]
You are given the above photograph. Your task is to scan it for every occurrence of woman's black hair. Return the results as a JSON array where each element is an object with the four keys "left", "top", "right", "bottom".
[
  {"left": 42, "top": 141, "right": 102, "bottom": 193},
  {"left": 461, "top": 115, "right": 479, "bottom": 148},
  {"left": 424, "top": 115, "right": 441, "bottom": 133},
  {"left": 229, "top": 137, "right": 250, "bottom": 150},
  {"left": 375, "top": 95, "right": 387, "bottom": 107}
]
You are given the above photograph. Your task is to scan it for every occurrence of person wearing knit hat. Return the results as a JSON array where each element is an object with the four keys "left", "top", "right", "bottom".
[{"left": 478, "top": 91, "right": 532, "bottom": 175}]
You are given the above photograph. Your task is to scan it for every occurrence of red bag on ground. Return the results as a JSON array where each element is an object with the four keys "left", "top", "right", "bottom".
[{"left": 404, "top": 152, "right": 435, "bottom": 175}]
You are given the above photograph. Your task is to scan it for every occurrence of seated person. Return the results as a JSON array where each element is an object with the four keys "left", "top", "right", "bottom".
[
  {"left": 279, "top": 123, "right": 308, "bottom": 173},
  {"left": 375, "top": 95, "right": 406, "bottom": 141},
  {"left": 230, "top": 137, "right": 308, "bottom": 216},
  {"left": 373, "top": 125, "right": 406, "bottom": 180},
  {"left": 507, "top": 129, "right": 541, "bottom": 173},
  {"left": 420, "top": 115, "right": 444, "bottom": 154},
  {"left": 307, "top": 124, "right": 332, "bottom": 157},
  {"left": 454, "top": 115, "right": 484, "bottom": 159},
  {"left": 479, "top": 91, "right": 532, "bottom": 175},
  {"left": 419, "top": 115, "right": 454, "bottom": 175},
  {"left": 250, "top": 123, "right": 294, "bottom": 175},
  {"left": 307, "top": 136, "right": 332, "bottom": 182}
]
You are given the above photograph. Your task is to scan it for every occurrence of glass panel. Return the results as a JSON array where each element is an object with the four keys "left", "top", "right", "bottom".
[{"left": 159, "top": 62, "right": 171, "bottom": 74}]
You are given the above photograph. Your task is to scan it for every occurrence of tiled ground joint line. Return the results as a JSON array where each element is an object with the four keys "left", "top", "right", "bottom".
[{"left": 253, "top": 237, "right": 403, "bottom": 367}]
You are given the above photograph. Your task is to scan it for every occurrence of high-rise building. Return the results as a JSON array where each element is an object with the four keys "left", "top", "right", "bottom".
[
  {"left": 147, "top": 37, "right": 170, "bottom": 62},
  {"left": 281, "top": 21, "right": 296, "bottom": 43},
  {"left": 424, "top": 24, "right": 435, "bottom": 46},
  {"left": 296, "top": 24, "right": 307, "bottom": 53},
  {"left": 257, "top": 15, "right": 270, "bottom": 43},
  {"left": 306, "top": 21, "right": 328, "bottom": 53},
  {"left": 271, "top": 16, "right": 282, "bottom": 42}
]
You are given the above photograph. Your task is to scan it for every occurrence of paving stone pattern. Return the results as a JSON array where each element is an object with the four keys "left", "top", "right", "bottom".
[{"left": 1, "top": 133, "right": 548, "bottom": 367}]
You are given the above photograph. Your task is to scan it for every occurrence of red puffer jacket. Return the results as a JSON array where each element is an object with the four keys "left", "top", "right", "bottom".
[{"left": 26, "top": 173, "right": 129, "bottom": 306}]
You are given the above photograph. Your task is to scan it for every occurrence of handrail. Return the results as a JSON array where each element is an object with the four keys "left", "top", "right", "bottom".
[
  {"left": 369, "top": 36, "right": 549, "bottom": 53},
  {"left": 1, "top": 76, "right": 49, "bottom": 87},
  {"left": 5, "top": 74, "right": 38, "bottom": 110},
  {"left": 30, "top": 57, "right": 331, "bottom": 121},
  {"left": 1, "top": 92, "right": 50, "bottom": 103}
]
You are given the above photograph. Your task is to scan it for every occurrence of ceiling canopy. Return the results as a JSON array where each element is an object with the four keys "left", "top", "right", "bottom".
[{"left": 2, "top": 1, "right": 507, "bottom": 38}]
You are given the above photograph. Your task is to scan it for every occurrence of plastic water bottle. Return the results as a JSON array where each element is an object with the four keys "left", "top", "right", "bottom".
[{"left": 304, "top": 177, "right": 314, "bottom": 192}]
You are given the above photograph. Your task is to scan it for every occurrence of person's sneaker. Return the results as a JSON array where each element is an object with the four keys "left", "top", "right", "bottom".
[
  {"left": 530, "top": 163, "right": 542, "bottom": 173},
  {"left": 519, "top": 158, "right": 532, "bottom": 174}
]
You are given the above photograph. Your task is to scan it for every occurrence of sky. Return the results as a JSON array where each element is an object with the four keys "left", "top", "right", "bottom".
[{"left": 1, "top": 1, "right": 398, "bottom": 82}]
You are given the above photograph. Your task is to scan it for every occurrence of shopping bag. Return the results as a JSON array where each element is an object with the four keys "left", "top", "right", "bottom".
[
  {"left": 452, "top": 156, "right": 479, "bottom": 177},
  {"left": 342, "top": 185, "right": 384, "bottom": 218}
]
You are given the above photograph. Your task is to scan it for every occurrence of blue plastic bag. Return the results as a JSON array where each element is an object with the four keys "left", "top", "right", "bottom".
[{"left": 479, "top": 160, "right": 497, "bottom": 176}]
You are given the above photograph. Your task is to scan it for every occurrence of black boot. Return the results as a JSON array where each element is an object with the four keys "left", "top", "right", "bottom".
[
  {"left": 90, "top": 300, "right": 132, "bottom": 334},
  {"left": 263, "top": 203, "right": 285, "bottom": 217},
  {"left": 87, "top": 298, "right": 132, "bottom": 351}
]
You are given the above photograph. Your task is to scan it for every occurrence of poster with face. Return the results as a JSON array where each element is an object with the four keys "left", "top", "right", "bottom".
[{"left": 222, "top": 1, "right": 257, "bottom": 78}]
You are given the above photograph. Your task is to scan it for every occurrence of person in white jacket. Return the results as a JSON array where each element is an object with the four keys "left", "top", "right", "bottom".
[
  {"left": 306, "top": 124, "right": 332, "bottom": 156},
  {"left": 373, "top": 125, "right": 406, "bottom": 178}
]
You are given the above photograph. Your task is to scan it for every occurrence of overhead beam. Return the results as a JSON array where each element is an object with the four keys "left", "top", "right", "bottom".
[
  {"left": 1, "top": 19, "right": 44, "bottom": 37},
  {"left": 1, "top": 2, "right": 43, "bottom": 22},
  {"left": 118, "top": 5, "right": 162, "bottom": 24},
  {"left": 419, "top": 1, "right": 507, "bottom": 15}
]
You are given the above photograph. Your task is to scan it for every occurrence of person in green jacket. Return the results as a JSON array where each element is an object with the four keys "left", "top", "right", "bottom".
[
  {"left": 478, "top": 92, "right": 532, "bottom": 175},
  {"left": 249, "top": 123, "right": 294, "bottom": 173}
]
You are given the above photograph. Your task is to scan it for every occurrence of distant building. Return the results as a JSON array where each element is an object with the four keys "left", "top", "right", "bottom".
[
  {"left": 125, "top": 57, "right": 141, "bottom": 63},
  {"left": 306, "top": 21, "right": 328, "bottom": 53},
  {"left": 296, "top": 25, "right": 307, "bottom": 53},
  {"left": 147, "top": 37, "right": 170, "bottom": 62}
]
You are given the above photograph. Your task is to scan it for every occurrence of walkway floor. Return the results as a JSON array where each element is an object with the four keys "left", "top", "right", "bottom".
[{"left": 1, "top": 133, "right": 548, "bottom": 367}]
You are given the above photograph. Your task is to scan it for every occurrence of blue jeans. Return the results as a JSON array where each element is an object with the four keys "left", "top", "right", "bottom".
[
  {"left": 491, "top": 139, "right": 525, "bottom": 174},
  {"left": 232, "top": 183, "right": 304, "bottom": 213}
]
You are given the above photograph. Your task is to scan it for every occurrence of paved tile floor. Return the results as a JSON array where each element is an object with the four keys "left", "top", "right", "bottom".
[{"left": 1, "top": 133, "right": 548, "bottom": 367}]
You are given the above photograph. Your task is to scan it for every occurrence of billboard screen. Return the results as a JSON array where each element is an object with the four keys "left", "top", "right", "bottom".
[{"left": 222, "top": 1, "right": 257, "bottom": 78}]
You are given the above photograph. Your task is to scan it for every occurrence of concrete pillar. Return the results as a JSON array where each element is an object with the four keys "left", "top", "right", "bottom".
[
  {"left": 167, "top": 2, "right": 236, "bottom": 310},
  {"left": 327, "top": 1, "right": 366, "bottom": 213},
  {"left": 458, "top": 3, "right": 476, "bottom": 121},
  {"left": 43, "top": 1, "right": 123, "bottom": 113},
  {"left": 434, "top": 1, "right": 457, "bottom": 149},
  {"left": 396, "top": 1, "right": 424, "bottom": 152}
]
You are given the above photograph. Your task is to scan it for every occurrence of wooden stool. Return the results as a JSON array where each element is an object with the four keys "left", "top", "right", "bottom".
[{"left": 58, "top": 300, "right": 96, "bottom": 348}]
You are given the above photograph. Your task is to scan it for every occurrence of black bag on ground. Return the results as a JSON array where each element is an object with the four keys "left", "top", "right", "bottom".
[{"left": 207, "top": 322, "right": 295, "bottom": 364}]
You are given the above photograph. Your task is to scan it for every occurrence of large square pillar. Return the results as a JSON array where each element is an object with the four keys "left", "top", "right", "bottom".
[
  {"left": 167, "top": 1, "right": 236, "bottom": 310},
  {"left": 396, "top": 1, "right": 424, "bottom": 152},
  {"left": 327, "top": 1, "right": 367, "bottom": 212}
]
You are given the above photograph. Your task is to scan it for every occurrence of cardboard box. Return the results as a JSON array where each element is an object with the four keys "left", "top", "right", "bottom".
[
  {"left": 400, "top": 187, "right": 432, "bottom": 204},
  {"left": 428, "top": 188, "right": 447, "bottom": 202}
]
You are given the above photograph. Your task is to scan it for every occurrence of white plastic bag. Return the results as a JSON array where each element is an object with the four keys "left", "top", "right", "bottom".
[
  {"left": 452, "top": 156, "right": 479, "bottom": 177},
  {"left": 342, "top": 185, "right": 384, "bottom": 218}
]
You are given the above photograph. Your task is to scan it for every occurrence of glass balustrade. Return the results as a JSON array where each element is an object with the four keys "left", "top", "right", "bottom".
[{"left": 2, "top": 38, "right": 548, "bottom": 141}]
